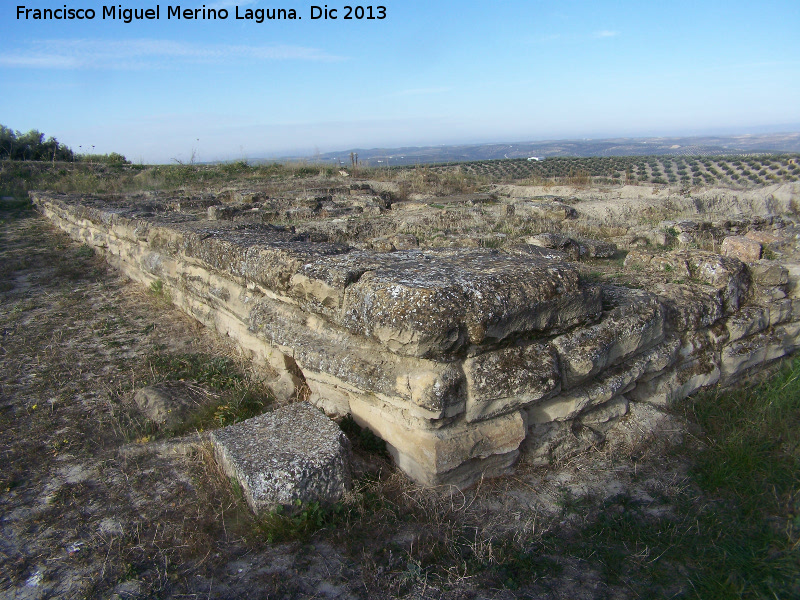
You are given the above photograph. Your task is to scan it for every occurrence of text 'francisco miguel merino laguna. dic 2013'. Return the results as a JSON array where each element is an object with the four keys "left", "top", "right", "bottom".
[{"left": 16, "top": 5, "right": 388, "bottom": 23}]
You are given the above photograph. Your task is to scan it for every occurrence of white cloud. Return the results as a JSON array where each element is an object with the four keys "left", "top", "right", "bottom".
[
  {"left": 593, "top": 30, "right": 619, "bottom": 38},
  {"left": 0, "top": 38, "right": 346, "bottom": 70}
]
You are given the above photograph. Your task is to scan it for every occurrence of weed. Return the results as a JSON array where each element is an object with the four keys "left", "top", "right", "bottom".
[
  {"left": 74, "top": 243, "right": 95, "bottom": 258},
  {"left": 148, "top": 278, "right": 172, "bottom": 303},
  {"left": 147, "top": 352, "right": 273, "bottom": 433},
  {"left": 256, "top": 500, "right": 347, "bottom": 543},
  {"left": 542, "top": 357, "right": 800, "bottom": 597}
]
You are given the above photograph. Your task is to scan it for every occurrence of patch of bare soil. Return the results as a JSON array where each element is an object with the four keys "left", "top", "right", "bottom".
[{"left": 1, "top": 208, "right": 697, "bottom": 599}]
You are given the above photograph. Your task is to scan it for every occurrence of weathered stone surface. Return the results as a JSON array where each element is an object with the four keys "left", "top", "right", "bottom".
[
  {"left": 528, "top": 339, "right": 678, "bottom": 424},
  {"left": 783, "top": 263, "right": 800, "bottom": 298},
  {"left": 210, "top": 402, "right": 351, "bottom": 513},
  {"left": 521, "top": 421, "right": 603, "bottom": 466},
  {"left": 526, "top": 233, "right": 580, "bottom": 259},
  {"left": 551, "top": 286, "right": 664, "bottom": 389},
  {"left": 769, "top": 299, "right": 793, "bottom": 326},
  {"left": 133, "top": 382, "right": 208, "bottom": 429},
  {"left": 515, "top": 200, "right": 578, "bottom": 221},
  {"left": 776, "top": 321, "right": 800, "bottom": 352},
  {"left": 463, "top": 342, "right": 559, "bottom": 422},
  {"left": 577, "top": 237, "right": 617, "bottom": 258},
  {"left": 350, "top": 397, "right": 525, "bottom": 487},
  {"left": 720, "top": 331, "right": 787, "bottom": 382},
  {"left": 675, "top": 251, "right": 750, "bottom": 313},
  {"left": 577, "top": 396, "right": 629, "bottom": 427},
  {"left": 750, "top": 260, "right": 789, "bottom": 287},
  {"left": 326, "top": 249, "right": 600, "bottom": 358},
  {"left": 247, "top": 299, "right": 467, "bottom": 421},
  {"left": 725, "top": 306, "right": 770, "bottom": 343},
  {"left": 502, "top": 243, "right": 571, "bottom": 262},
  {"left": 627, "top": 249, "right": 750, "bottom": 314},
  {"left": 721, "top": 235, "right": 762, "bottom": 263},
  {"left": 654, "top": 283, "right": 724, "bottom": 331},
  {"left": 604, "top": 402, "right": 686, "bottom": 451},
  {"left": 651, "top": 255, "right": 691, "bottom": 278},
  {"left": 629, "top": 357, "right": 720, "bottom": 406},
  {"left": 745, "top": 230, "right": 783, "bottom": 244},
  {"left": 678, "top": 327, "right": 728, "bottom": 362}
]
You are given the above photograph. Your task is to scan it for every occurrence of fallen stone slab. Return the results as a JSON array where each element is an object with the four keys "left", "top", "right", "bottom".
[{"left": 210, "top": 402, "right": 352, "bottom": 513}]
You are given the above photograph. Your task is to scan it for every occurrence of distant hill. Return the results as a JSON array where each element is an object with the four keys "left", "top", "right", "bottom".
[{"left": 270, "top": 132, "right": 800, "bottom": 167}]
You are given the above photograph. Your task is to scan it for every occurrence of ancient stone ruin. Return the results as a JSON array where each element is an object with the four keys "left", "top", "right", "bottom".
[{"left": 32, "top": 183, "right": 800, "bottom": 488}]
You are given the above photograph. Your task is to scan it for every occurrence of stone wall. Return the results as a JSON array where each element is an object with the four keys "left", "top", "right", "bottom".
[{"left": 33, "top": 192, "right": 800, "bottom": 487}]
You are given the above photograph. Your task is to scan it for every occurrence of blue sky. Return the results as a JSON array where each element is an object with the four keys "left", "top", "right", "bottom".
[{"left": 1, "top": 0, "right": 799, "bottom": 163}]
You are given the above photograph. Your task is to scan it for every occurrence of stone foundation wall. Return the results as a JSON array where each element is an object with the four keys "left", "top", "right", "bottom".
[{"left": 33, "top": 192, "right": 800, "bottom": 487}]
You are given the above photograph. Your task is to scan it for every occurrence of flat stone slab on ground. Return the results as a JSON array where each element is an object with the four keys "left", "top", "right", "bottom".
[
  {"left": 134, "top": 382, "right": 212, "bottom": 429},
  {"left": 210, "top": 402, "right": 352, "bottom": 513}
]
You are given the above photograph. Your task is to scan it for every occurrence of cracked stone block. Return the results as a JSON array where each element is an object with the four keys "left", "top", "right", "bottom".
[
  {"left": 721, "top": 235, "right": 762, "bottom": 263},
  {"left": 309, "top": 248, "right": 601, "bottom": 358},
  {"left": 551, "top": 286, "right": 664, "bottom": 389},
  {"left": 210, "top": 402, "right": 351, "bottom": 513},
  {"left": 463, "top": 342, "right": 560, "bottom": 422}
]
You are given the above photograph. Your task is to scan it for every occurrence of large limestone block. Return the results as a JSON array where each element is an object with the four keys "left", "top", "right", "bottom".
[
  {"left": 721, "top": 235, "right": 762, "bottom": 263},
  {"left": 674, "top": 250, "right": 750, "bottom": 313},
  {"left": 528, "top": 339, "right": 679, "bottom": 424},
  {"left": 463, "top": 342, "right": 560, "bottom": 422},
  {"left": 678, "top": 327, "right": 729, "bottom": 362},
  {"left": 750, "top": 260, "right": 789, "bottom": 287},
  {"left": 654, "top": 283, "right": 724, "bottom": 331},
  {"left": 502, "top": 243, "right": 572, "bottom": 262},
  {"left": 768, "top": 299, "right": 793, "bottom": 326},
  {"left": 210, "top": 402, "right": 352, "bottom": 514},
  {"left": 551, "top": 286, "right": 664, "bottom": 389},
  {"left": 776, "top": 322, "right": 800, "bottom": 352},
  {"left": 783, "top": 263, "right": 800, "bottom": 298},
  {"left": 526, "top": 233, "right": 581, "bottom": 259},
  {"left": 248, "top": 300, "right": 466, "bottom": 421},
  {"left": 350, "top": 396, "right": 525, "bottom": 487},
  {"left": 725, "top": 306, "right": 770, "bottom": 343},
  {"left": 629, "top": 357, "right": 720, "bottom": 406},
  {"left": 181, "top": 227, "right": 351, "bottom": 292},
  {"left": 514, "top": 200, "right": 578, "bottom": 221},
  {"left": 577, "top": 396, "right": 629, "bottom": 427},
  {"left": 720, "top": 331, "right": 787, "bottom": 382},
  {"left": 326, "top": 249, "right": 601, "bottom": 357}
]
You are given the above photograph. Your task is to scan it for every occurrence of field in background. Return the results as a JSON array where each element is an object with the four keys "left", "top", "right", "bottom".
[{"left": 2, "top": 153, "right": 799, "bottom": 201}]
